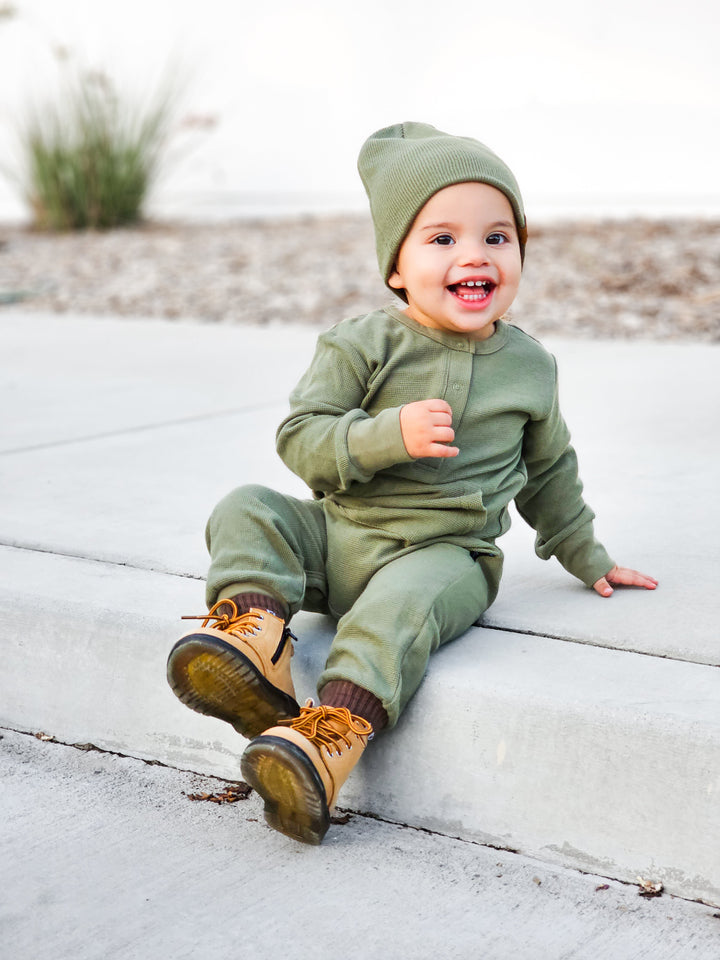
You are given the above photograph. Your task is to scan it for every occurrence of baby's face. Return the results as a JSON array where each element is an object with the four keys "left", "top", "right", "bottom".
[{"left": 388, "top": 182, "right": 522, "bottom": 341}]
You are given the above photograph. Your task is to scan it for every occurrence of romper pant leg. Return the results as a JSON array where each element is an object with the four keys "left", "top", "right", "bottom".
[
  {"left": 319, "top": 542, "right": 502, "bottom": 728},
  {"left": 204, "top": 484, "right": 329, "bottom": 616}
]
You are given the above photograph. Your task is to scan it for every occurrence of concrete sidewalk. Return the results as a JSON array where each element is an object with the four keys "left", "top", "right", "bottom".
[
  {"left": 1, "top": 311, "right": 719, "bottom": 911},
  {"left": 4, "top": 728, "right": 720, "bottom": 960}
]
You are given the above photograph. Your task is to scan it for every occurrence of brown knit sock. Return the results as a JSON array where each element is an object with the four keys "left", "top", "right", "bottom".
[
  {"left": 320, "top": 680, "right": 388, "bottom": 733},
  {"left": 226, "top": 592, "right": 289, "bottom": 622}
]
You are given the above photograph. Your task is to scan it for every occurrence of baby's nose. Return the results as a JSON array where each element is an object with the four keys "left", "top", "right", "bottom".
[{"left": 458, "top": 240, "right": 491, "bottom": 265}]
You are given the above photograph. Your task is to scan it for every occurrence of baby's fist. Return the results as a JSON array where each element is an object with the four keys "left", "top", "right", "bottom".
[{"left": 400, "top": 399, "right": 459, "bottom": 459}]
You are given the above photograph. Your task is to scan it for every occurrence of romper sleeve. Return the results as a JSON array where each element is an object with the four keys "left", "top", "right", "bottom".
[
  {"left": 514, "top": 359, "right": 614, "bottom": 587},
  {"left": 276, "top": 328, "right": 412, "bottom": 495}
]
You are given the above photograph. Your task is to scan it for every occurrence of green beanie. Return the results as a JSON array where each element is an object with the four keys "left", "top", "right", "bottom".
[{"left": 358, "top": 122, "right": 527, "bottom": 297}]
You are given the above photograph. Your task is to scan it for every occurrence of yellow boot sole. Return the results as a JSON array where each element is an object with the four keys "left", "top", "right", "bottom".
[
  {"left": 166, "top": 634, "right": 299, "bottom": 740},
  {"left": 241, "top": 735, "right": 330, "bottom": 845}
]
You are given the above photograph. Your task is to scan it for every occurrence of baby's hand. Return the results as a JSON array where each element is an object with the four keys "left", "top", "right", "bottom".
[
  {"left": 400, "top": 399, "right": 459, "bottom": 459},
  {"left": 593, "top": 565, "right": 658, "bottom": 598}
]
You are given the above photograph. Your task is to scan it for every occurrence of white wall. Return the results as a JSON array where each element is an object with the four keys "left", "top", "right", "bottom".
[{"left": 1, "top": 0, "right": 718, "bottom": 221}]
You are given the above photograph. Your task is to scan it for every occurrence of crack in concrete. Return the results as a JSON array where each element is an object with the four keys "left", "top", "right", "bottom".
[
  {"left": 0, "top": 540, "right": 204, "bottom": 580},
  {"left": 0, "top": 399, "right": 283, "bottom": 456},
  {"left": 485, "top": 622, "right": 720, "bottom": 669}
]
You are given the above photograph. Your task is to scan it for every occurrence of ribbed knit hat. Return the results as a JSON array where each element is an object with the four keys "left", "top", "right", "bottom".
[{"left": 358, "top": 122, "right": 527, "bottom": 296}]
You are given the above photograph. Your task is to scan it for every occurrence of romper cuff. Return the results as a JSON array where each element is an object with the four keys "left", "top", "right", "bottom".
[
  {"left": 548, "top": 525, "right": 615, "bottom": 587},
  {"left": 348, "top": 407, "right": 413, "bottom": 476}
]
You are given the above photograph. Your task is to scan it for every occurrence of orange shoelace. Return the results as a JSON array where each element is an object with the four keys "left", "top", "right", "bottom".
[
  {"left": 279, "top": 701, "right": 373, "bottom": 751},
  {"left": 181, "top": 599, "right": 264, "bottom": 637}
]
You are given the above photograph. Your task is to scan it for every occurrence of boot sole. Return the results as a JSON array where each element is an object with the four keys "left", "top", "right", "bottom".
[
  {"left": 241, "top": 735, "right": 330, "bottom": 845},
  {"left": 166, "top": 634, "right": 300, "bottom": 740}
]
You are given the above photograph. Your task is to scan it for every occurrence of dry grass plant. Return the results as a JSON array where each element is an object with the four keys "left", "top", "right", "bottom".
[{"left": 18, "top": 67, "right": 178, "bottom": 231}]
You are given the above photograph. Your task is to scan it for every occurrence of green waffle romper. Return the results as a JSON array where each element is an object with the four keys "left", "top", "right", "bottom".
[{"left": 204, "top": 307, "right": 613, "bottom": 727}]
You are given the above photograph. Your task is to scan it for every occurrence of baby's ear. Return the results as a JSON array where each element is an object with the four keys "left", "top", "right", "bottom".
[{"left": 387, "top": 268, "right": 404, "bottom": 290}]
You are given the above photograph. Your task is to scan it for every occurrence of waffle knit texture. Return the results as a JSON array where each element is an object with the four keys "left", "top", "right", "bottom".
[
  {"left": 206, "top": 487, "right": 498, "bottom": 728},
  {"left": 205, "top": 308, "right": 614, "bottom": 726},
  {"left": 275, "top": 307, "right": 613, "bottom": 588},
  {"left": 358, "top": 121, "right": 527, "bottom": 297}
]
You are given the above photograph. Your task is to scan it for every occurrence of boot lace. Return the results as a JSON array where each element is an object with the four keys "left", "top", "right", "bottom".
[
  {"left": 278, "top": 701, "right": 373, "bottom": 753},
  {"left": 181, "top": 599, "right": 267, "bottom": 638}
]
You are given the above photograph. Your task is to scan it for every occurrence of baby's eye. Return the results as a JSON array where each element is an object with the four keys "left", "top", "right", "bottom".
[
  {"left": 431, "top": 234, "right": 455, "bottom": 246},
  {"left": 486, "top": 232, "right": 508, "bottom": 245}
]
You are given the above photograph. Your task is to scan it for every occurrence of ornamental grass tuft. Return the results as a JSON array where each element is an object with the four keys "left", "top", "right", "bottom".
[{"left": 19, "top": 69, "right": 176, "bottom": 231}]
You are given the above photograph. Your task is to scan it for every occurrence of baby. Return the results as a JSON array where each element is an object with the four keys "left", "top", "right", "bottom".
[{"left": 167, "top": 122, "right": 657, "bottom": 844}]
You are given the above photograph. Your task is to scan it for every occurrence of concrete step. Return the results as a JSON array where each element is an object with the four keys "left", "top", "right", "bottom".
[
  {"left": 2, "top": 543, "right": 718, "bottom": 905},
  {"left": 1, "top": 312, "right": 719, "bottom": 907}
]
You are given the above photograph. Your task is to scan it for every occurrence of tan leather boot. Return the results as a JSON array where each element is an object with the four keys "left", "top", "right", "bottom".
[
  {"left": 240, "top": 701, "right": 373, "bottom": 845},
  {"left": 166, "top": 600, "right": 299, "bottom": 740}
]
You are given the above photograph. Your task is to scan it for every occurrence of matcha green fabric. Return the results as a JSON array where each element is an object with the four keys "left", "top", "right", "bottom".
[
  {"left": 358, "top": 122, "right": 527, "bottom": 294},
  {"left": 205, "top": 307, "right": 614, "bottom": 725},
  {"left": 206, "top": 485, "right": 500, "bottom": 726},
  {"left": 275, "top": 306, "right": 613, "bottom": 587}
]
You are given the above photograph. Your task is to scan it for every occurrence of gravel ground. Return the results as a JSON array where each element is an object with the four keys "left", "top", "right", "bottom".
[{"left": 1, "top": 215, "right": 719, "bottom": 341}]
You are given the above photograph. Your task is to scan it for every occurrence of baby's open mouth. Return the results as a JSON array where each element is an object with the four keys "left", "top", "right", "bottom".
[{"left": 448, "top": 280, "right": 496, "bottom": 301}]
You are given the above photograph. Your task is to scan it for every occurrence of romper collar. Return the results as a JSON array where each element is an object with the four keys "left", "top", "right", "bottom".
[{"left": 383, "top": 304, "right": 510, "bottom": 354}]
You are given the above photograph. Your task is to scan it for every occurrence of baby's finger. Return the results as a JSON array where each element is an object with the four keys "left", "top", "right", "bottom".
[
  {"left": 608, "top": 567, "right": 658, "bottom": 589},
  {"left": 426, "top": 398, "right": 454, "bottom": 416},
  {"left": 432, "top": 425, "right": 455, "bottom": 443},
  {"left": 432, "top": 411, "right": 454, "bottom": 427},
  {"left": 593, "top": 577, "right": 614, "bottom": 598},
  {"left": 427, "top": 443, "right": 459, "bottom": 458}
]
